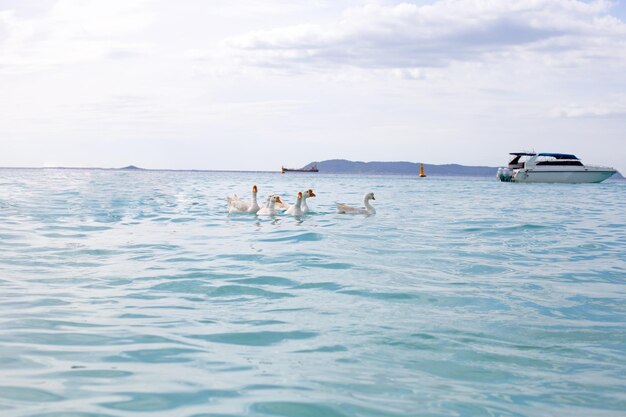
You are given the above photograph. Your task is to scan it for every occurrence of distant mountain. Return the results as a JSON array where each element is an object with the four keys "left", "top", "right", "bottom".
[
  {"left": 119, "top": 165, "right": 143, "bottom": 170},
  {"left": 301, "top": 159, "right": 498, "bottom": 176}
]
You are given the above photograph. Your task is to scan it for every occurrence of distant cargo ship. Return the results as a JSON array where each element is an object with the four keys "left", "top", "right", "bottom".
[{"left": 281, "top": 165, "right": 319, "bottom": 173}]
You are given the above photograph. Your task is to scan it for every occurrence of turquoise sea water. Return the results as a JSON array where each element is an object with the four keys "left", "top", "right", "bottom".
[{"left": 0, "top": 169, "right": 625, "bottom": 417}]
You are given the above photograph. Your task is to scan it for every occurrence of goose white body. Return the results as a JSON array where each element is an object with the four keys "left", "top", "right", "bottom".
[
  {"left": 285, "top": 193, "right": 304, "bottom": 216},
  {"left": 227, "top": 186, "right": 260, "bottom": 214},
  {"left": 275, "top": 200, "right": 289, "bottom": 211},
  {"left": 302, "top": 189, "right": 316, "bottom": 213},
  {"left": 257, "top": 195, "right": 282, "bottom": 216},
  {"left": 336, "top": 192, "right": 376, "bottom": 215}
]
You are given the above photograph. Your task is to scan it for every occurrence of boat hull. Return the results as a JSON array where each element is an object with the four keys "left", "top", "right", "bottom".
[{"left": 512, "top": 169, "right": 615, "bottom": 183}]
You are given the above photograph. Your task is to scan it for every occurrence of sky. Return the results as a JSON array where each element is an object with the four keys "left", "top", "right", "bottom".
[{"left": 1, "top": 0, "right": 625, "bottom": 172}]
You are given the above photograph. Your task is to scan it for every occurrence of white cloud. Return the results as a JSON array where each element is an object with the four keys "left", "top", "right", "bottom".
[
  {"left": 551, "top": 96, "right": 626, "bottom": 118},
  {"left": 0, "top": 0, "right": 154, "bottom": 74},
  {"left": 225, "top": 0, "right": 626, "bottom": 71}
]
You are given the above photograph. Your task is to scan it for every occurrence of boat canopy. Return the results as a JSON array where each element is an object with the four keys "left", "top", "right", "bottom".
[
  {"left": 509, "top": 152, "right": 536, "bottom": 156},
  {"left": 537, "top": 153, "right": 579, "bottom": 160}
]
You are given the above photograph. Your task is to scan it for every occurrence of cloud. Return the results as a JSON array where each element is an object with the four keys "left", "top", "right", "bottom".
[
  {"left": 0, "top": 0, "right": 154, "bottom": 74},
  {"left": 550, "top": 96, "right": 626, "bottom": 118},
  {"left": 224, "top": 0, "right": 626, "bottom": 71}
]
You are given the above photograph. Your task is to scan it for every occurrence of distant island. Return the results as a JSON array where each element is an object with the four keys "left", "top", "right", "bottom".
[{"left": 301, "top": 159, "right": 498, "bottom": 176}]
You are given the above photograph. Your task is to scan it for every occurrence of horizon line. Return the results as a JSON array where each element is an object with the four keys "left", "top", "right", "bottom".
[{"left": 0, "top": 159, "right": 500, "bottom": 172}]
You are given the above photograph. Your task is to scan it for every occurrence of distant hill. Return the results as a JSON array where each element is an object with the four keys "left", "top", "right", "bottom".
[
  {"left": 119, "top": 165, "right": 143, "bottom": 170},
  {"left": 302, "top": 159, "right": 498, "bottom": 176}
]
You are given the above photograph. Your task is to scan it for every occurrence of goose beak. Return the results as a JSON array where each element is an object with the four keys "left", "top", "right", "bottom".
[
  {"left": 275, "top": 196, "right": 282, "bottom": 203},
  {"left": 372, "top": 195, "right": 376, "bottom": 200},
  {"left": 252, "top": 185, "right": 258, "bottom": 193},
  {"left": 309, "top": 190, "right": 316, "bottom": 197}
]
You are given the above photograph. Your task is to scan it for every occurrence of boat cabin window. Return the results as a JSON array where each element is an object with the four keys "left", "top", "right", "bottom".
[
  {"left": 536, "top": 160, "right": 583, "bottom": 166},
  {"left": 535, "top": 155, "right": 583, "bottom": 166}
]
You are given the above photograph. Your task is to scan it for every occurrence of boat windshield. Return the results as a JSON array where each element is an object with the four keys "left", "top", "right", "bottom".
[{"left": 508, "top": 153, "right": 535, "bottom": 169}]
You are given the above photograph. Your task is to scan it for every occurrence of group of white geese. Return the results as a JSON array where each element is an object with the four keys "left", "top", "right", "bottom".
[{"left": 227, "top": 185, "right": 376, "bottom": 216}]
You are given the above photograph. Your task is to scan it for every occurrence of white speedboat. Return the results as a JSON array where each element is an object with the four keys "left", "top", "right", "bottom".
[{"left": 497, "top": 153, "right": 617, "bottom": 183}]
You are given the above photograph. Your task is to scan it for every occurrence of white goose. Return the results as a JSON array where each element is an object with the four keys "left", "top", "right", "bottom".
[
  {"left": 264, "top": 194, "right": 284, "bottom": 210},
  {"left": 285, "top": 192, "right": 304, "bottom": 216},
  {"left": 336, "top": 192, "right": 376, "bottom": 215},
  {"left": 227, "top": 185, "right": 260, "bottom": 214},
  {"left": 301, "top": 189, "right": 316, "bottom": 213},
  {"left": 275, "top": 198, "right": 289, "bottom": 211},
  {"left": 257, "top": 195, "right": 283, "bottom": 216}
]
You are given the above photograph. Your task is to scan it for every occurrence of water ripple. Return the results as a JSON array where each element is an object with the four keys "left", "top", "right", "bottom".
[{"left": 0, "top": 170, "right": 625, "bottom": 417}]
